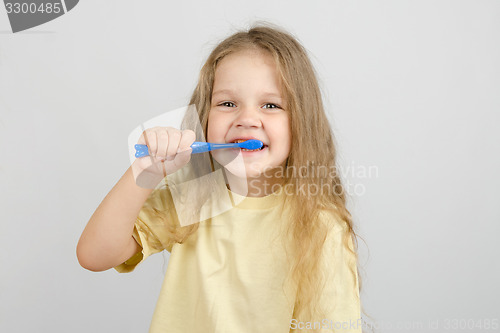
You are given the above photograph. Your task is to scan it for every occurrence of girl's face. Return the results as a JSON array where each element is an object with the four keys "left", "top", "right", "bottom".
[{"left": 207, "top": 49, "right": 291, "bottom": 179}]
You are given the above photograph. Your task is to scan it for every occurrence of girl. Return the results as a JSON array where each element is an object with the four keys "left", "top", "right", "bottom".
[{"left": 77, "top": 23, "right": 362, "bottom": 333}]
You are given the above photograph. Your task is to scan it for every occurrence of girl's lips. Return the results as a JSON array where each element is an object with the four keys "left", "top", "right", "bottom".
[
  {"left": 229, "top": 138, "right": 268, "bottom": 145},
  {"left": 228, "top": 139, "right": 269, "bottom": 152}
]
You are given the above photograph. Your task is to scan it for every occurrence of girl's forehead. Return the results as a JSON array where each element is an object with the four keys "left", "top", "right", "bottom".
[
  {"left": 217, "top": 49, "right": 274, "bottom": 70},
  {"left": 214, "top": 54, "right": 280, "bottom": 84},
  {"left": 210, "top": 49, "right": 288, "bottom": 101}
]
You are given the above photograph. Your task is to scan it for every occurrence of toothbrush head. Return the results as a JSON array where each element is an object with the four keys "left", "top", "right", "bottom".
[{"left": 238, "top": 139, "right": 264, "bottom": 150}]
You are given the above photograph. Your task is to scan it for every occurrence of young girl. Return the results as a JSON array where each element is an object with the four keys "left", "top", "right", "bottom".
[{"left": 77, "top": 23, "right": 362, "bottom": 333}]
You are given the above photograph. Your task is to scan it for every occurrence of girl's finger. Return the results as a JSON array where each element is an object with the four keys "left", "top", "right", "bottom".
[
  {"left": 177, "top": 129, "right": 196, "bottom": 153},
  {"left": 166, "top": 129, "right": 181, "bottom": 160},
  {"left": 156, "top": 129, "right": 169, "bottom": 159}
]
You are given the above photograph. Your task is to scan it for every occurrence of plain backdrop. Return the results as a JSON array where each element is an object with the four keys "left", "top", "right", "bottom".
[{"left": 1, "top": 1, "right": 499, "bottom": 332}]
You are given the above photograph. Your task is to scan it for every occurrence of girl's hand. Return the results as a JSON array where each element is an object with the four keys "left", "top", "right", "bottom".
[{"left": 131, "top": 127, "right": 196, "bottom": 189}]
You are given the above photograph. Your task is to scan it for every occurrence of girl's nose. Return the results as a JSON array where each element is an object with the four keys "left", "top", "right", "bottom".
[{"left": 235, "top": 106, "right": 262, "bottom": 128}]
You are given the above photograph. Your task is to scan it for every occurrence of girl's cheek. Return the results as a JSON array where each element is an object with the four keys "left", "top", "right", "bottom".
[
  {"left": 206, "top": 120, "right": 213, "bottom": 141},
  {"left": 206, "top": 112, "right": 217, "bottom": 140}
]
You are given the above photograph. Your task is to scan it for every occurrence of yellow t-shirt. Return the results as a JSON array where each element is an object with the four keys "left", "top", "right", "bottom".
[{"left": 114, "top": 184, "right": 361, "bottom": 332}]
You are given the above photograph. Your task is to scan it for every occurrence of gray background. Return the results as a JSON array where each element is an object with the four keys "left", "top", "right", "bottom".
[{"left": 1, "top": 0, "right": 499, "bottom": 332}]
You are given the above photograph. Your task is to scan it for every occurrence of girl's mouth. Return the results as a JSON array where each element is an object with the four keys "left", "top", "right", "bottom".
[{"left": 231, "top": 139, "right": 268, "bottom": 152}]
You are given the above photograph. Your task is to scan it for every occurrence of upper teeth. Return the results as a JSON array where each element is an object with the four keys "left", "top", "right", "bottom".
[{"left": 234, "top": 139, "right": 246, "bottom": 143}]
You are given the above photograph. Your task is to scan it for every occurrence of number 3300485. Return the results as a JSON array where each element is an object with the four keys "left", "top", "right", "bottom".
[{"left": 5, "top": 2, "right": 62, "bottom": 14}]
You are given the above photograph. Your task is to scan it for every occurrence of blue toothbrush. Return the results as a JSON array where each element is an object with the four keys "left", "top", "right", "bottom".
[{"left": 134, "top": 139, "right": 263, "bottom": 158}]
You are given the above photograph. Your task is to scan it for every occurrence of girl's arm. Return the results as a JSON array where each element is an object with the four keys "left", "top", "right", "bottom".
[
  {"left": 76, "top": 162, "right": 154, "bottom": 272},
  {"left": 77, "top": 127, "right": 195, "bottom": 272}
]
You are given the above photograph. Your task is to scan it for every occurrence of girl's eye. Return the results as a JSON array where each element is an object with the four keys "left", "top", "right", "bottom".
[
  {"left": 219, "top": 101, "right": 235, "bottom": 107},
  {"left": 263, "top": 103, "right": 281, "bottom": 109}
]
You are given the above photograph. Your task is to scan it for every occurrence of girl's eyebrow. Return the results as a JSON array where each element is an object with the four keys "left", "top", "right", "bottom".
[
  {"left": 212, "top": 89, "right": 282, "bottom": 99},
  {"left": 212, "top": 89, "right": 232, "bottom": 97}
]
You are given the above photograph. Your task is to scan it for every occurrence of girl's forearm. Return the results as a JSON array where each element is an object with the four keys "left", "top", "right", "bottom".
[{"left": 76, "top": 163, "right": 154, "bottom": 271}]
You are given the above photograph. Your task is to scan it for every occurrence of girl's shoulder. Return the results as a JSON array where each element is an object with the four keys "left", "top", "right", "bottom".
[{"left": 317, "top": 207, "right": 350, "bottom": 235}]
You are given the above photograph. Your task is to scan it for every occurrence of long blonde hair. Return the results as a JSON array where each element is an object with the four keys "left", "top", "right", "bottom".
[{"left": 165, "top": 22, "right": 362, "bottom": 331}]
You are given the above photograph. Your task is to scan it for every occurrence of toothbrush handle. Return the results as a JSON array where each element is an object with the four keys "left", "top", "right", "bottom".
[
  {"left": 189, "top": 142, "right": 213, "bottom": 154},
  {"left": 134, "top": 142, "right": 235, "bottom": 158}
]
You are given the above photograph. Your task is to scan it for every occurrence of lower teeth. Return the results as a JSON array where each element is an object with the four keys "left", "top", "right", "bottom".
[{"left": 242, "top": 147, "right": 265, "bottom": 152}]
